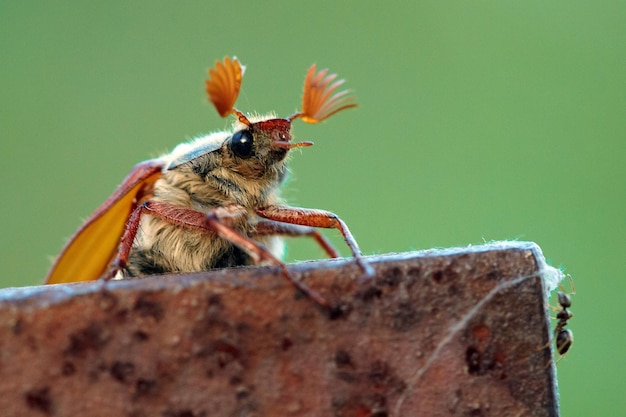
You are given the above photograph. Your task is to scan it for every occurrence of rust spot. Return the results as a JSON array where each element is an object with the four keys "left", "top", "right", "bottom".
[
  {"left": 466, "top": 343, "right": 503, "bottom": 377},
  {"left": 472, "top": 324, "right": 491, "bottom": 342},
  {"left": 368, "top": 393, "right": 389, "bottom": 417},
  {"left": 328, "top": 302, "right": 352, "bottom": 320},
  {"left": 207, "top": 294, "right": 222, "bottom": 307},
  {"left": 468, "top": 407, "right": 486, "bottom": 416},
  {"left": 135, "top": 379, "right": 157, "bottom": 396},
  {"left": 335, "top": 350, "right": 354, "bottom": 368},
  {"left": 493, "top": 350, "right": 508, "bottom": 380},
  {"left": 368, "top": 361, "right": 388, "bottom": 385},
  {"left": 11, "top": 318, "right": 23, "bottom": 335},
  {"left": 391, "top": 303, "right": 421, "bottom": 331},
  {"left": 213, "top": 339, "right": 241, "bottom": 358},
  {"left": 235, "top": 386, "right": 250, "bottom": 400},
  {"left": 133, "top": 295, "right": 164, "bottom": 321},
  {"left": 447, "top": 283, "right": 461, "bottom": 296},
  {"left": 133, "top": 330, "right": 150, "bottom": 342},
  {"left": 486, "top": 270, "right": 501, "bottom": 281},
  {"left": 444, "top": 267, "right": 459, "bottom": 282},
  {"left": 432, "top": 266, "right": 460, "bottom": 285},
  {"left": 367, "top": 361, "right": 406, "bottom": 393},
  {"left": 281, "top": 337, "right": 293, "bottom": 351},
  {"left": 61, "top": 361, "right": 76, "bottom": 376},
  {"left": 336, "top": 370, "right": 359, "bottom": 383},
  {"left": 114, "top": 308, "right": 129, "bottom": 324},
  {"left": 197, "top": 339, "right": 243, "bottom": 370},
  {"left": 494, "top": 349, "right": 507, "bottom": 365},
  {"left": 466, "top": 346, "right": 481, "bottom": 375},
  {"left": 24, "top": 387, "right": 52, "bottom": 414},
  {"left": 64, "top": 322, "right": 109, "bottom": 357},
  {"left": 406, "top": 266, "right": 421, "bottom": 279},
  {"left": 380, "top": 266, "right": 403, "bottom": 286},
  {"left": 111, "top": 361, "right": 135, "bottom": 384},
  {"left": 357, "top": 286, "right": 383, "bottom": 302},
  {"left": 431, "top": 270, "right": 444, "bottom": 283},
  {"left": 332, "top": 397, "right": 372, "bottom": 417},
  {"left": 236, "top": 322, "right": 251, "bottom": 333},
  {"left": 335, "top": 349, "right": 357, "bottom": 382}
]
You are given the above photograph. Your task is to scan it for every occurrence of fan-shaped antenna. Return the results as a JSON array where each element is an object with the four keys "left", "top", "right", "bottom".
[
  {"left": 205, "top": 57, "right": 250, "bottom": 125},
  {"left": 290, "top": 64, "right": 357, "bottom": 124}
]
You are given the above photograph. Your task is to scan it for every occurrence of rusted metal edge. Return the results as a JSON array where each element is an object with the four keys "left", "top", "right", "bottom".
[{"left": 0, "top": 241, "right": 564, "bottom": 417}]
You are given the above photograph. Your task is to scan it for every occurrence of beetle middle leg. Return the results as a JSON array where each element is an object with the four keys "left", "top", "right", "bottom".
[{"left": 106, "top": 200, "right": 329, "bottom": 306}]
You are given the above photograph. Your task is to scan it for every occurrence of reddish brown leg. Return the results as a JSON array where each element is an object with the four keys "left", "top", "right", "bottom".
[
  {"left": 105, "top": 201, "right": 232, "bottom": 278},
  {"left": 105, "top": 203, "right": 143, "bottom": 278},
  {"left": 106, "top": 201, "right": 329, "bottom": 306},
  {"left": 255, "top": 205, "right": 373, "bottom": 278},
  {"left": 204, "top": 214, "right": 329, "bottom": 306},
  {"left": 253, "top": 220, "right": 341, "bottom": 258}
]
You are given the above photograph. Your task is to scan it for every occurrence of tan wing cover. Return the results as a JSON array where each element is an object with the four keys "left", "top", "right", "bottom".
[{"left": 45, "top": 161, "right": 163, "bottom": 284}]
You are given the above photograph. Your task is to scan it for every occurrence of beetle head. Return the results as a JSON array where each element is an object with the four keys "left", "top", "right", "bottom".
[{"left": 206, "top": 56, "right": 356, "bottom": 161}]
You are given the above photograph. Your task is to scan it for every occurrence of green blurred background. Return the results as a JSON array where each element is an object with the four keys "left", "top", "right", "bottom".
[{"left": 1, "top": 1, "right": 624, "bottom": 414}]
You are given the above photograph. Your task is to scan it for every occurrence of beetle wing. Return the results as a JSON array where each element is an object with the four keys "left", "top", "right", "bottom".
[{"left": 45, "top": 160, "right": 165, "bottom": 284}]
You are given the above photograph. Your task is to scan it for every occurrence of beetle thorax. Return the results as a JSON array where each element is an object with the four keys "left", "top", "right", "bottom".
[{"left": 156, "top": 118, "right": 295, "bottom": 211}]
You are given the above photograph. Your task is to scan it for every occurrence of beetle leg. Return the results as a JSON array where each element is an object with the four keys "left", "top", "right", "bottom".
[
  {"left": 106, "top": 201, "right": 329, "bottom": 306},
  {"left": 253, "top": 220, "right": 341, "bottom": 259},
  {"left": 204, "top": 213, "right": 329, "bottom": 306},
  {"left": 106, "top": 201, "right": 249, "bottom": 278},
  {"left": 105, "top": 201, "right": 144, "bottom": 279},
  {"left": 255, "top": 205, "right": 373, "bottom": 278}
]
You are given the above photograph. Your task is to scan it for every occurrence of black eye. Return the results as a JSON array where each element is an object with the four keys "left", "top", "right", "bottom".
[{"left": 230, "top": 130, "right": 254, "bottom": 159}]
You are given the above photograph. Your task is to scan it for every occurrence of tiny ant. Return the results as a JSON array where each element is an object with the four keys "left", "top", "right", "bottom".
[
  {"left": 553, "top": 291, "right": 574, "bottom": 359},
  {"left": 547, "top": 274, "right": 575, "bottom": 365}
]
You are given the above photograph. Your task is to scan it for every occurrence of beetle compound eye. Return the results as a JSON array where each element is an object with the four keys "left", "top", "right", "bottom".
[{"left": 230, "top": 130, "right": 254, "bottom": 159}]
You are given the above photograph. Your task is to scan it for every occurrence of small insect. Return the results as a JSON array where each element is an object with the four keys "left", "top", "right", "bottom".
[
  {"left": 548, "top": 275, "right": 575, "bottom": 365},
  {"left": 45, "top": 57, "right": 371, "bottom": 305},
  {"left": 553, "top": 291, "right": 574, "bottom": 360}
]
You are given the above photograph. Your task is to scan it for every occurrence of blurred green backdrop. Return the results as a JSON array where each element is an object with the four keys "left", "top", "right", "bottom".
[{"left": 1, "top": 1, "right": 624, "bottom": 415}]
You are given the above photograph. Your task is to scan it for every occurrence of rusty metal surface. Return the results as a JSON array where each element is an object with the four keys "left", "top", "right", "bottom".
[{"left": 0, "top": 242, "right": 559, "bottom": 417}]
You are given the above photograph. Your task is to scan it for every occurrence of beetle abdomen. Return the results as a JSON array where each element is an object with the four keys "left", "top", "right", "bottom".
[{"left": 126, "top": 240, "right": 253, "bottom": 277}]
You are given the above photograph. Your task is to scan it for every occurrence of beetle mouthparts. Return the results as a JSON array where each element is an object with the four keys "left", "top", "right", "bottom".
[{"left": 272, "top": 141, "right": 314, "bottom": 150}]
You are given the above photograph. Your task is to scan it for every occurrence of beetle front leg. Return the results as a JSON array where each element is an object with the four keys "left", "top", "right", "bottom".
[
  {"left": 255, "top": 205, "right": 373, "bottom": 277},
  {"left": 105, "top": 201, "right": 329, "bottom": 306},
  {"left": 104, "top": 200, "right": 225, "bottom": 279}
]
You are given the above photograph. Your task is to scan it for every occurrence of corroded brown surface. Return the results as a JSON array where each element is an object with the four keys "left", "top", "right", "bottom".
[{"left": 0, "top": 243, "right": 558, "bottom": 417}]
